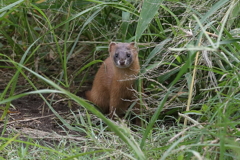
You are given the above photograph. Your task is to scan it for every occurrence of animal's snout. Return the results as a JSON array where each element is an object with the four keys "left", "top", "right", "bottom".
[{"left": 119, "top": 60, "right": 125, "bottom": 65}]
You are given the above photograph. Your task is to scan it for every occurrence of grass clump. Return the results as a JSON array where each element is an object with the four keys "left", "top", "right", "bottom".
[{"left": 0, "top": 0, "right": 240, "bottom": 159}]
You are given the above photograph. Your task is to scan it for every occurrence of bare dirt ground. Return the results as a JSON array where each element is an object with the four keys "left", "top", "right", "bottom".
[
  {"left": 0, "top": 93, "right": 87, "bottom": 140},
  {"left": 0, "top": 50, "right": 94, "bottom": 140}
]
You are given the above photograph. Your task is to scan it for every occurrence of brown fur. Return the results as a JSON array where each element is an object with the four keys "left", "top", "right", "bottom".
[{"left": 86, "top": 42, "right": 140, "bottom": 119}]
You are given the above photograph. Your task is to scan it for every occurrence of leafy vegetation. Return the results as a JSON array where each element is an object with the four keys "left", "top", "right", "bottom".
[{"left": 1, "top": 0, "right": 240, "bottom": 159}]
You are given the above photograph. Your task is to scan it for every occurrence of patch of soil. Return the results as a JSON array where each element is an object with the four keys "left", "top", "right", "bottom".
[
  {"left": 0, "top": 94, "right": 85, "bottom": 139},
  {"left": 0, "top": 45, "right": 95, "bottom": 139}
]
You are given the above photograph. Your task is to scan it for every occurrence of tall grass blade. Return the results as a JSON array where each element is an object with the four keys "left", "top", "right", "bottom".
[
  {"left": 227, "top": 0, "right": 240, "bottom": 28},
  {"left": 119, "top": 11, "right": 131, "bottom": 41},
  {"left": 0, "top": 37, "right": 41, "bottom": 120},
  {"left": 0, "top": 30, "right": 24, "bottom": 54},
  {"left": 135, "top": 0, "right": 163, "bottom": 41},
  {"left": 140, "top": 49, "right": 196, "bottom": 149},
  {"left": 0, "top": 133, "right": 20, "bottom": 151},
  {"left": 194, "top": 0, "right": 229, "bottom": 31},
  {"left": 0, "top": 0, "right": 24, "bottom": 13},
  {"left": 160, "top": 135, "right": 189, "bottom": 160},
  {"left": 160, "top": 5, "right": 179, "bottom": 26},
  {"left": 67, "top": 7, "right": 104, "bottom": 61},
  {"left": 0, "top": 137, "right": 67, "bottom": 156},
  {"left": 74, "top": 60, "right": 102, "bottom": 77},
  {"left": 216, "top": 0, "right": 236, "bottom": 48},
  {"left": 142, "top": 38, "right": 171, "bottom": 70}
]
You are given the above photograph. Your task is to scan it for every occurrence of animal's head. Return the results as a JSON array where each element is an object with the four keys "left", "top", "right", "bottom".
[{"left": 108, "top": 42, "right": 138, "bottom": 68}]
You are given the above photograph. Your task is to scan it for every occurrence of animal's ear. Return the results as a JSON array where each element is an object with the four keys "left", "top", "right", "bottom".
[
  {"left": 109, "top": 42, "right": 117, "bottom": 53},
  {"left": 129, "top": 42, "right": 138, "bottom": 53},
  {"left": 129, "top": 42, "right": 135, "bottom": 47}
]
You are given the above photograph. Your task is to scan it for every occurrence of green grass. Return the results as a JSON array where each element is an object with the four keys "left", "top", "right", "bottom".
[{"left": 0, "top": 0, "right": 240, "bottom": 159}]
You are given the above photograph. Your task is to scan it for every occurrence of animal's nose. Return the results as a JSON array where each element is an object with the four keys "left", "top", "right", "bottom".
[{"left": 119, "top": 60, "right": 125, "bottom": 65}]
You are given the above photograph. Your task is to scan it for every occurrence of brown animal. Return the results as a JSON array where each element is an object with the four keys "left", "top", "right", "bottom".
[{"left": 86, "top": 42, "right": 140, "bottom": 119}]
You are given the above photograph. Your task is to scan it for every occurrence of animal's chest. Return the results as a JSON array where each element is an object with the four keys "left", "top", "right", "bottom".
[{"left": 111, "top": 77, "right": 135, "bottom": 98}]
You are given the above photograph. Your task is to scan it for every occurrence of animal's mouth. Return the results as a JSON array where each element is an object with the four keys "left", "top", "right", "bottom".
[
  {"left": 119, "top": 60, "right": 125, "bottom": 66},
  {"left": 115, "top": 60, "right": 130, "bottom": 68}
]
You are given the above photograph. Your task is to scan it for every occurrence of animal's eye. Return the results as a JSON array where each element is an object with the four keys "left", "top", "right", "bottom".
[
  {"left": 126, "top": 53, "right": 131, "bottom": 57},
  {"left": 115, "top": 53, "right": 119, "bottom": 58}
]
